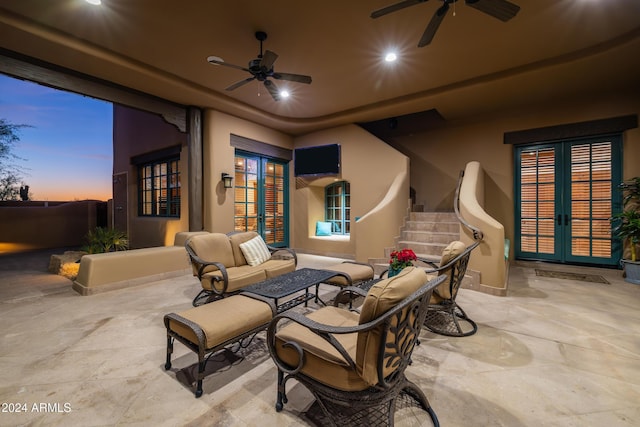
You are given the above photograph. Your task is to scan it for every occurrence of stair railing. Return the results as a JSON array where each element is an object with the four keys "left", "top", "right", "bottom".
[{"left": 454, "top": 170, "right": 484, "bottom": 242}]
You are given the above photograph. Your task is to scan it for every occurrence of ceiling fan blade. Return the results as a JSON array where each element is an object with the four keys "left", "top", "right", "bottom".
[
  {"left": 272, "top": 72, "right": 312, "bottom": 84},
  {"left": 225, "top": 77, "right": 255, "bottom": 91},
  {"left": 371, "top": 0, "right": 428, "bottom": 19},
  {"left": 260, "top": 50, "right": 278, "bottom": 70},
  {"left": 418, "top": 3, "right": 449, "bottom": 47},
  {"left": 207, "top": 55, "right": 249, "bottom": 72},
  {"left": 465, "top": 0, "right": 520, "bottom": 22},
  {"left": 263, "top": 80, "right": 281, "bottom": 101}
]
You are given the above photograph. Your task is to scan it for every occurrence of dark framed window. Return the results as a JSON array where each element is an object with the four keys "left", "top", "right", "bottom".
[
  {"left": 325, "top": 181, "right": 350, "bottom": 235},
  {"left": 138, "top": 158, "right": 180, "bottom": 217}
]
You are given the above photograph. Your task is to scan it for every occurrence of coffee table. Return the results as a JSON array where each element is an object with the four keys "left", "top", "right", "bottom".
[
  {"left": 357, "top": 278, "right": 383, "bottom": 292},
  {"left": 243, "top": 268, "right": 341, "bottom": 313}
]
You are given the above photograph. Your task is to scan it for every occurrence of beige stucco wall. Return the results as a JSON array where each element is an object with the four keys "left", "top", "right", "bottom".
[
  {"left": 115, "top": 108, "right": 409, "bottom": 259},
  {"left": 112, "top": 105, "right": 189, "bottom": 248},
  {"left": 391, "top": 92, "right": 640, "bottom": 260},
  {"left": 0, "top": 200, "right": 103, "bottom": 252},
  {"left": 115, "top": 91, "right": 638, "bottom": 266},
  {"left": 202, "top": 110, "right": 293, "bottom": 233},
  {"left": 459, "top": 161, "right": 506, "bottom": 290},
  {"left": 293, "top": 124, "right": 409, "bottom": 261},
  {"left": 355, "top": 166, "right": 411, "bottom": 263}
]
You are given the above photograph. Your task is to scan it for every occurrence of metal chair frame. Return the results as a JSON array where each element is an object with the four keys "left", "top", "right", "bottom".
[
  {"left": 267, "top": 275, "right": 445, "bottom": 426},
  {"left": 420, "top": 241, "right": 480, "bottom": 337}
]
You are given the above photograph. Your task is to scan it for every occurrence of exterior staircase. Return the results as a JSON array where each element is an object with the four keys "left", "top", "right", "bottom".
[{"left": 368, "top": 211, "right": 481, "bottom": 288}]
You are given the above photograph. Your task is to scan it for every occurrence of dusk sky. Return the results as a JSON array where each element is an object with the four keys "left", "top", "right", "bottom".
[{"left": 0, "top": 73, "right": 112, "bottom": 201}]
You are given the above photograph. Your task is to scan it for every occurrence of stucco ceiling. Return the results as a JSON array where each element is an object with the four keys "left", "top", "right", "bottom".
[{"left": 1, "top": 0, "right": 639, "bottom": 135}]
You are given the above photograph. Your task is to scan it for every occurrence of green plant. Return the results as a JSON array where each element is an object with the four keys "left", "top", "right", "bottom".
[
  {"left": 611, "top": 177, "right": 640, "bottom": 262},
  {"left": 620, "top": 176, "right": 640, "bottom": 207},
  {"left": 389, "top": 248, "right": 417, "bottom": 270},
  {"left": 82, "top": 227, "right": 129, "bottom": 254}
]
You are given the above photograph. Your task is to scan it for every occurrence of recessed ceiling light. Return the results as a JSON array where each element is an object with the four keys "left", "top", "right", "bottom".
[
  {"left": 86, "top": 0, "right": 101, "bottom": 5},
  {"left": 279, "top": 90, "right": 290, "bottom": 99},
  {"left": 385, "top": 52, "right": 397, "bottom": 62}
]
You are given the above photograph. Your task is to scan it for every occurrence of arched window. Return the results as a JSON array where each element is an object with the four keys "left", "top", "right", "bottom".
[{"left": 325, "top": 181, "right": 350, "bottom": 235}]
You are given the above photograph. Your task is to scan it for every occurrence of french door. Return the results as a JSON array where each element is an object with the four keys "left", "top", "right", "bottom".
[
  {"left": 515, "top": 135, "right": 622, "bottom": 266},
  {"left": 234, "top": 152, "right": 289, "bottom": 247}
]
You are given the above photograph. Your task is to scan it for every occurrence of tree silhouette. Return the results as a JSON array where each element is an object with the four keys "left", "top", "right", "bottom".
[{"left": 0, "top": 118, "right": 31, "bottom": 201}]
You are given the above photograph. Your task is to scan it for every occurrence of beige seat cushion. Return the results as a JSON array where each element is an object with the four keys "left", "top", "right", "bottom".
[
  {"left": 169, "top": 295, "right": 272, "bottom": 349},
  {"left": 229, "top": 231, "right": 260, "bottom": 267},
  {"left": 324, "top": 262, "right": 374, "bottom": 287},
  {"left": 274, "top": 306, "right": 371, "bottom": 392},
  {"left": 202, "top": 265, "right": 267, "bottom": 293},
  {"left": 275, "top": 268, "right": 429, "bottom": 391},
  {"left": 188, "top": 233, "right": 236, "bottom": 276},
  {"left": 432, "top": 241, "right": 466, "bottom": 300},
  {"left": 427, "top": 273, "right": 445, "bottom": 304},
  {"left": 260, "top": 259, "right": 296, "bottom": 278},
  {"left": 356, "top": 266, "right": 428, "bottom": 385},
  {"left": 174, "top": 231, "right": 210, "bottom": 247}
]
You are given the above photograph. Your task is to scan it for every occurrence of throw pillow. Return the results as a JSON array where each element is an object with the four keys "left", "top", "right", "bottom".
[
  {"left": 315, "top": 221, "right": 332, "bottom": 236},
  {"left": 239, "top": 235, "right": 272, "bottom": 266}
]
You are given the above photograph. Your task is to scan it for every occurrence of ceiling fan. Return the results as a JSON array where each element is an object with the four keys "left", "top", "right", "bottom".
[
  {"left": 207, "top": 31, "right": 312, "bottom": 101},
  {"left": 371, "top": 0, "right": 520, "bottom": 47}
]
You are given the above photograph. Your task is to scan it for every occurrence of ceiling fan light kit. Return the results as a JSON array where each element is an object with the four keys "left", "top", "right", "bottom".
[
  {"left": 372, "top": 0, "right": 520, "bottom": 47},
  {"left": 207, "top": 1, "right": 520, "bottom": 101},
  {"left": 206, "top": 31, "right": 312, "bottom": 101}
]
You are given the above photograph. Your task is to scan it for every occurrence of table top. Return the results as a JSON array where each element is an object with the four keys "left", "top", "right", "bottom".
[
  {"left": 357, "top": 278, "right": 383, "bottom": 293},
  {"left": 243, "top": 268, "right": 339, "bottom": 300}
]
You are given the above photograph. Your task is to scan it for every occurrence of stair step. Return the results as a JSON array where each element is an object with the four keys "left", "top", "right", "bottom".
[
  {"left": 370, "top": 258, "right": 390, "bottom": 276},
  {"left": 401, "top": 230, "right": 459, "bottom": 244},
  {"left": 368, "top": 210, "right": 471, "bottom": 279},
  {"left": 382, "top": 246, "right": 446, "bottom": 258},
  {"left": 371, "top": 254, "right": 480, "bottom": 290},
  {"left": 416, "top": 253, "right": 441, "bottom": 264},
  {"left": 404, "top": 221, "right": 460, "bottom": 233},
  {"left": 410, "top": 212, "right": 457, "bottom": 222},
  {"left": 397, "top": 241, "right": 448, "bottom": 257}
]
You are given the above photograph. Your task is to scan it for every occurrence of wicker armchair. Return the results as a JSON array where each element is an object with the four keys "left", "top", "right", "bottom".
[
  {"left": 420, "top": 240, "right": 480, "bottom": 337},
  {"left": 267, "top": 267, "right": 445, "bottom": 426}
]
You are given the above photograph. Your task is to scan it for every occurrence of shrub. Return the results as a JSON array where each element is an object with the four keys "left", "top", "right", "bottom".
[
  {"left": 82, "top": 227, "right": 129, "bottom": 254},
  {"left": 612, "top": 177, "right": 640, "bottom": 262}
]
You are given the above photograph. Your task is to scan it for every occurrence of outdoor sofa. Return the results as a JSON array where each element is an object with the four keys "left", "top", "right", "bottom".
[{"left": 185, "top": 231, "right": 297, "bottom": 306}]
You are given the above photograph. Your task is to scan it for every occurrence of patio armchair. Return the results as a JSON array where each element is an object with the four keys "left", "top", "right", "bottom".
[
  {"left": 420, "top": 240, "right": 480, "bottom": 337},
  {"left": 267, "top": 267, "right": 445, "bottom": 426}
]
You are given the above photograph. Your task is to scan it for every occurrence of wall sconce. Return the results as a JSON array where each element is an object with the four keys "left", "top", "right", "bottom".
[{"left": 221, "top": 173, "right": 233, "bottom": 189}]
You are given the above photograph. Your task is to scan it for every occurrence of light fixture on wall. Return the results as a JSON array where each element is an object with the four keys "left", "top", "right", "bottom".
[{"left": 221, "top": 173, "right": 233, "bottom": 189}]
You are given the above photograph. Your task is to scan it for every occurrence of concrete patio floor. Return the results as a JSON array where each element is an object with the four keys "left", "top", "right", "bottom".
[{"left": 0, "top": 249, "right": 639, "bottom": 426}]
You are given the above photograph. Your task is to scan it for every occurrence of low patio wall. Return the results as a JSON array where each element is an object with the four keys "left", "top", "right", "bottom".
[
  {"left": 72, "top": 231, "right": 208, "bottom": 295},
  {"left": 0, "top": 200, "right": 107, "bottom": 253}
]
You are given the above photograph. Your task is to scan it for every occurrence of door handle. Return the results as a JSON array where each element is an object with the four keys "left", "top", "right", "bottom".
[
  {"left": 557, "top": 214, "right": 562, "bottom": 226},
  {"left": 564, "top": 214, "right": 569, "bottom": 226}
]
